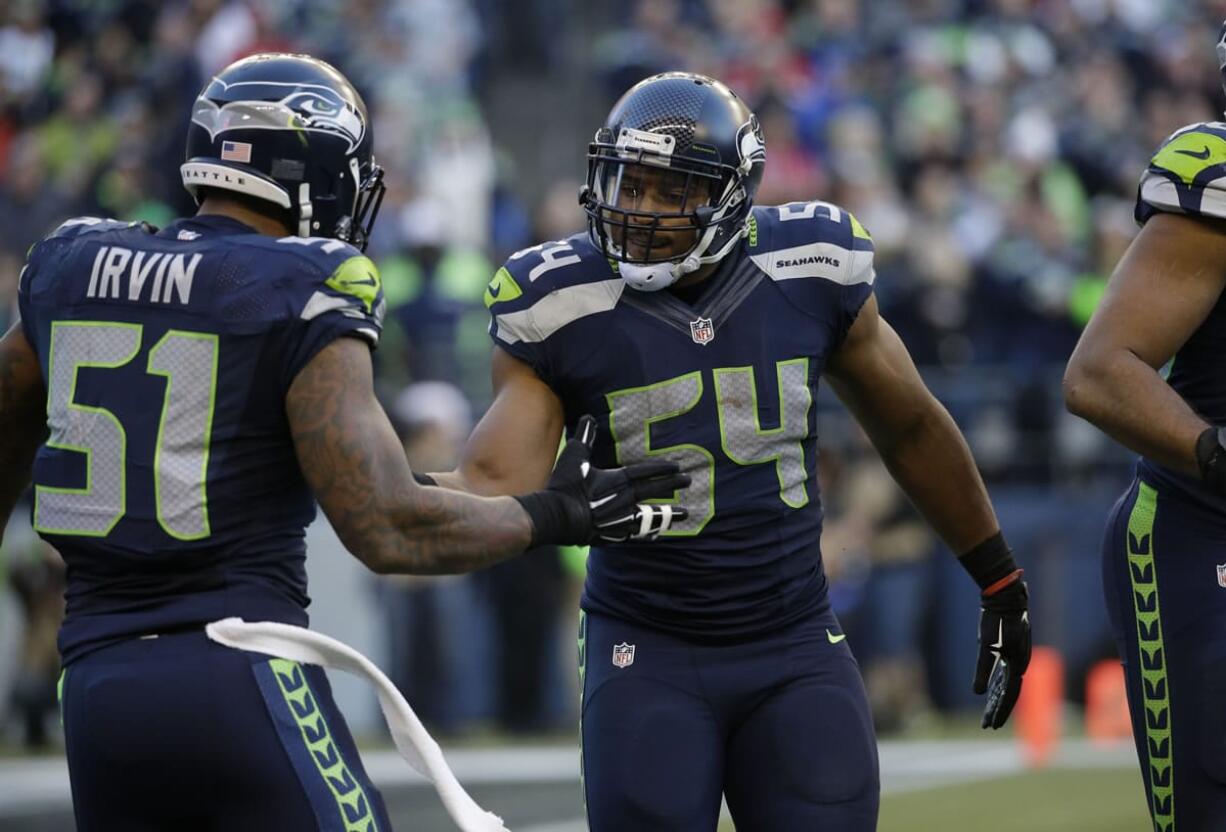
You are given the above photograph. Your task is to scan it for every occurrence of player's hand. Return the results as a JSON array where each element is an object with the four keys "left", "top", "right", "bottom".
[
  {"left": 557, "top": 415, "right": 690, "bottom": 543},
  {"left": 974, "top": 578, "right": 1031, "bottom": 729},
  {"left": 516, "top": 415, "right": 689, "bottom": 546}
]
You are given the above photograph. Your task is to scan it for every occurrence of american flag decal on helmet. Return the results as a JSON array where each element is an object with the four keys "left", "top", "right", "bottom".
[{"left": 220, "top": 140, "right": 252, "bottom": 163}]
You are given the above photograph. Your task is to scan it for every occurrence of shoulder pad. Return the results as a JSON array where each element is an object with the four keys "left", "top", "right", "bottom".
[
  {"left": 30, "top": 217, "right": 143, "bottom": 260},
  {"left": 26, "top": 217, "right": 153, "bottom": 279},
  {"left": 269, "top": 236, "right": 371, "bottom": 297},
  {"left": 272, "top": 235, "right": 365, "bottom": 269},
  {"left": 43, "top": 216, "right": 135, "bottom": 242},
  {"left": 269, "top": 236, "right": 384, "bottom": 342},
  {"left": 748, "top": 201, "right": 875, "bottom": 287},
  {"left": 1137, "top": 122, "right": 1226, "bottom": 223},
  {"left": 486, "top": 233, "right": 623, "bottom": 346},
  {"left": 489, "top": 233, "right": 613, "bottom": 305}
]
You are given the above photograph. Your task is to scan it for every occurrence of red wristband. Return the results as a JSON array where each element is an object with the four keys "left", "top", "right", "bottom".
[{"left": 981, "top": 568, "right": 1024, "bottom": 598}]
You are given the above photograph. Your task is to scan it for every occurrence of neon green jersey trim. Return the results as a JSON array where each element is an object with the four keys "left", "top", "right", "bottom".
[
  {"left": 325, "top": 256, "right": 381, "bottom": 314},
  {"left": 849, "top": 213, "right": 872, "bottom": 241},
  {"left": 1151, "top": 131, "right": 1226, "bottom": 187},
  {"left": 484, "top": 266, "right": 524, "bottom": 308}
]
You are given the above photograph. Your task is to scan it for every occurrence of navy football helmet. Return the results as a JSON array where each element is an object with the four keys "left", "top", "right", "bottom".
[
  {"left": 1218, "top": 20, "right": 1226, "bottom": 96},
  {"left": 581, "top": 72, "right": 765, "bottom": 291},
  {"left": 182, "top": 53, "right": 385, "bottom": 250}
]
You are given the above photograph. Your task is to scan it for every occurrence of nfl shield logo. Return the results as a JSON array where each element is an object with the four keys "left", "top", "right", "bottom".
[
  {"left": 1217, "top": 564, "right": 1226, "bottom": 588},
  {"left": 690, "top": 317, "right": 714, "bottom": 345},
  {"left": 612, "top": 642, "right": 635, "bottom": 668}
]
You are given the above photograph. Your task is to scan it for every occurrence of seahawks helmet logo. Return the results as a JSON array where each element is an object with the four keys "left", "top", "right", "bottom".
[
  {"left": 736, "top": 115, "right": 766, "bottom": 173},
  {"left": 192, "top": 79, "right": 366, "bottom": 153}
]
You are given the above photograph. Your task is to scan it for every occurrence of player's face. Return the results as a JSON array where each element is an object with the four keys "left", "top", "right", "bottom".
[{"left": 603, "top": 163, "right": 716, "bottom": 261}]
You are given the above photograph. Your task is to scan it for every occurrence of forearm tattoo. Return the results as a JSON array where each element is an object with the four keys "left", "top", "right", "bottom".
[{"left": 287, "top": 339, "right": 531, "bottom": 574}]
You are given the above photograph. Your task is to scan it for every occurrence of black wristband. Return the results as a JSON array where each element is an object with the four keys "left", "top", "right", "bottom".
[
  {"left": 1196, "top": 426, "right": 1226, "bottom": 495},
  {"left": 958, "top": 531, "right": 1018, "bottom": 592},
  {"left": 412, "top": 471, "right": 437, "bottom": 487},
  {"left": 513, "top": 491, "right": 584, "bottom": 548}
]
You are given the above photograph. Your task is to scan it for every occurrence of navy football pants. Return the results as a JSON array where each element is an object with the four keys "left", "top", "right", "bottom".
[
  {"left": 579, "top": 608, "right": 879, "bottom": 831},
  {"left": 1103, "top": 477, "right": 1226, "bottom": 832},
  {"left": 60, "top": 630, "right": 392, "bottom": 831}
]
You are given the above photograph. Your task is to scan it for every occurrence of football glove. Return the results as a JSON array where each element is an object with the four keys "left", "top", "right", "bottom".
[
  {"left": 515, "top": 415, "right": 689, "bottom": 546},
  {"left": 974, "top": 577, "right": 1031, "bottom": 729},
  {"left": 1196, "top": 426, "right": 1226, "bottom": 496}
]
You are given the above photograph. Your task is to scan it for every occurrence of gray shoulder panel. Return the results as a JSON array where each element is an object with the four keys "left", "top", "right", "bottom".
[{"left": 493, "top": 278, "right": 625, "bottom": 344}]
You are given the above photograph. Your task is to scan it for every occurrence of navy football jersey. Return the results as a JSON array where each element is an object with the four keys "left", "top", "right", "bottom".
[
  {"left": 17, "top": 214, "right": 385, "bottom": 663},
  {"left": 1134, "top": 122, "right": 1226, "bottom": 511},
  {"left": 488, "top": 202, "right": 874, "bottom": 640}
]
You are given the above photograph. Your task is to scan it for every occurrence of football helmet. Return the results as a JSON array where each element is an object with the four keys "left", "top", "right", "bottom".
[
  {"left": 1218, "top": 20, "right": 1226, "bottom": 96},
  {"left": 182, "top": 53, "right": 385, "bottom": 250},
  {"left": 581, "top": 72, "right": 765, "bottom": 291}
]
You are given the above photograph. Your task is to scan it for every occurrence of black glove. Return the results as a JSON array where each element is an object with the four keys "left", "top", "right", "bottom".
[
  {"left": 1196, "top": 426, "right": 1226, "bottom": 496},
  {"left": 974, "top": 577, "right": 1031, "bottom": 729},
  {"left": 515, "top": 415, "right": 690, "bottom": 546}
]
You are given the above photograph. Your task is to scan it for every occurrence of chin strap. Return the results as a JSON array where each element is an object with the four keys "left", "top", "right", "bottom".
[
  {"left": 621, "top": 252, "right": 702, "bottom": 292},
  {"left": 296, "top": 183, "right": 313, "bottom": 237}
]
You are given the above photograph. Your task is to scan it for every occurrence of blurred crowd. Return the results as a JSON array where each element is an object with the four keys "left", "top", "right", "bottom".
[{"left": 3, "top": 0, "right": 1225, "bottom": 745}]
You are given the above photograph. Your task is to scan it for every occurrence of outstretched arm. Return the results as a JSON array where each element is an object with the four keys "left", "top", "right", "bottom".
[
  {"left": 0, "top": 323, "right": 47, "bottom": 547},
  {"left": 288, "top": 338, "right": 686, "bottom": 573},
  {"left": 430, "top": 346, "right": 566, "bottom": 496},
  {"left": 1064, "top": 212, "right": 1226, "bottom": 476},
  {"left": 287, "top": 336, "right": 534, "bottom": 575}
]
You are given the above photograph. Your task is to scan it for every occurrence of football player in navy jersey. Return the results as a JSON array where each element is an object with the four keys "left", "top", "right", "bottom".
[
  {"left": 1064, "top": 24, "right": 1226, "bottom": 832},
  {"left": 421, "top": 72, "right": 1032, "bottom": 830},
  {"left": 0, "top": 54, "right": 685, "bottom": 831}
]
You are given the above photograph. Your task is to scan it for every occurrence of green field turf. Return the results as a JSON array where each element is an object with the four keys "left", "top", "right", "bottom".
[
  {"left": 878, "top": 767, "right": 1152, "bottom": 832},
  {"left": 711, "top": 765, "right": 1152, "bottom": 832},
  {"left": 0, "top": 735, "right": 1157, "bottom": 831}
]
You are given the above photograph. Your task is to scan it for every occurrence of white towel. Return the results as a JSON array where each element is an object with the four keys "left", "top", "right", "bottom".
[{"left": 205, "top": 617, "right": 510, "bottom": 832}]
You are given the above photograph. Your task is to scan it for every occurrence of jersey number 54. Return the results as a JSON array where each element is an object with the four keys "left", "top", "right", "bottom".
[{"left": 606, "top": 358, "right": 812, "bottom": 536}]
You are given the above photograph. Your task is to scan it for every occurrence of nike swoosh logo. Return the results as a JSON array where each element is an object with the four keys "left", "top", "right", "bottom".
[
  {"left": 590, "top": 493, "right": 617, "bottom": 510},
  {"left": 341, "top": 275, "right": 377, "bottom": 288},
  {"left": 826, "top": 629, "right": 846, "bottom": 644},
  {"left": 488, "top": 282, "right": 502, "bottom": 298},
  {"left": 989, "top": 620, "right": 1004, "bottom": 661},
  {"left": 1175, "top": 146, "right": 1212, "bottom": 160}
]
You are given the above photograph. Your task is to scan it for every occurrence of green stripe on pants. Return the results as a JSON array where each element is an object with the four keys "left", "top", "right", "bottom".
[
  {"left": 578, "top": 610, "right": 588, "bottom": 822},
  {"left": 1127, "top": 482, "right": 1174, "bottom": 830},
  {"left": 57, "top": 668, "right": 66, "bottom": 727}
]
